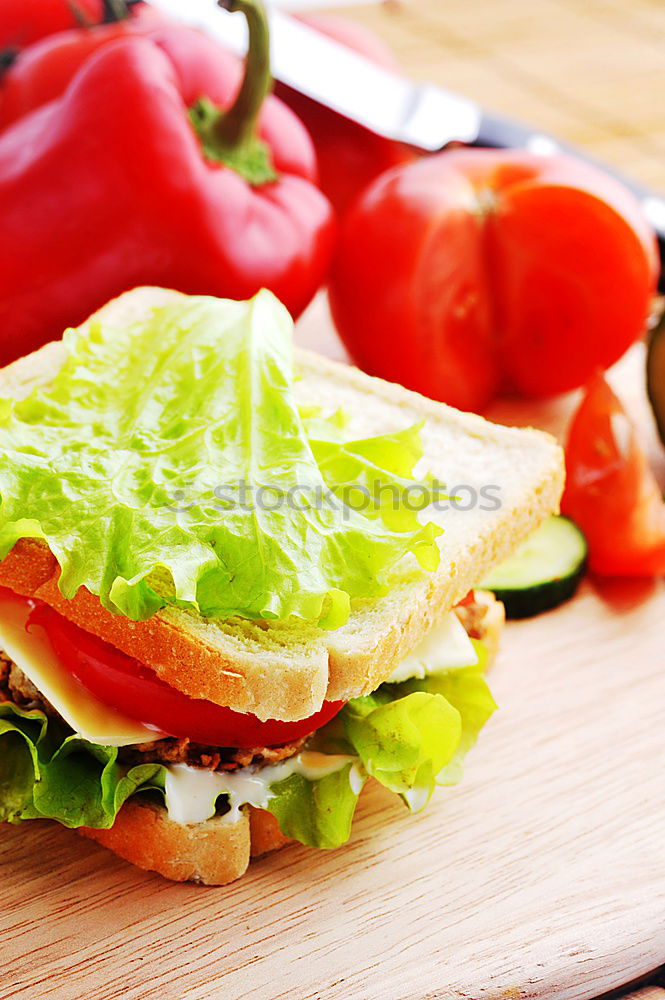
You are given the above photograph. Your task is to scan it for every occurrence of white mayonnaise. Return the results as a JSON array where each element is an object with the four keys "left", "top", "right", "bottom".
[{"left": 164, "top": 750, "right": 360, "bottom": 826}]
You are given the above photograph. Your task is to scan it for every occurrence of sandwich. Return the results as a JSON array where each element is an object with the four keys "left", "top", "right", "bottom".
[{"left": 0, "top": 287, "right": 564, "bottom": 885}]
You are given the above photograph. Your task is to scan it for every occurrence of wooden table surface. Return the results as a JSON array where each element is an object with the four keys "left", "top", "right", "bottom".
[
  {"left": 322, "top": 0, "right": 663, "bottom": 190},
  {"left": 2, "top": 328, "right": 665, "bottom": 1000},
  {"left": 2, "top": 3, "right": 665, "bottom": 1000}
]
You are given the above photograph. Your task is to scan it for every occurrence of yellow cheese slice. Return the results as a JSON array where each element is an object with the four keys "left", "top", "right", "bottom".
[{"left": 0, "top": 593, "right": 164, "bottom": 746}]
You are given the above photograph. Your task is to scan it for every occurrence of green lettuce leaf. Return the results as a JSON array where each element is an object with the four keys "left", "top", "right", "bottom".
[
  {"left": 342, "top": 689, "right": 461, "bottom": 811},
  {"left": 417, "top": 643, "right": 497, "bottom": 785},
  {"left": 0, "top": 703, "right": 165, "bottom": 829},
  {"left": 0, "top": 291, "right": 440, "bottom": 627},
  {"left": 264, "top": 652, "right": 496, "bottom": 847},
  {"left": 0, "top": 648, "right": 495, "bottom": 848},
  {"left": 0, "top": 708, "right": 45, "bottom": 819},
  {"left": 265, "top": 764, "right": 362, "bottom": 850},
  {"left": 395, "top": 641, "right": 496, "bottom": 786}
]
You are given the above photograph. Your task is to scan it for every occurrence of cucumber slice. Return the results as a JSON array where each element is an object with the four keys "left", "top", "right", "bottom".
[
  {"left": 480, "top": 515, "right": 587, "bottom": 619},
  {"left": 647, "top": 308, "right": 665, "bottom": 447}
]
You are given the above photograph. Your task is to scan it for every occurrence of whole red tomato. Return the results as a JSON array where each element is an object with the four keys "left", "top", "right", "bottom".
[
  {"left": 562, "top": 372, "right": 665, "bottom": 577},
  {"left": 329, "top": 148, "right": 659, "bottom": 411},
  {"left": 275, "top": 13, "right": 414, "bottom": 216}
]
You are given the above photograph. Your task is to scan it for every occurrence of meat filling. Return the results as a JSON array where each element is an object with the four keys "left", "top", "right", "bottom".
[
  {"left": 119, "top": 736, "right": 309, "bottom": 773},
  {"left": 1, "top": 655, "right": 51, "bottom": 714},
  {"left": 453, "top": 597, "right": 489, "bottom": 639}
]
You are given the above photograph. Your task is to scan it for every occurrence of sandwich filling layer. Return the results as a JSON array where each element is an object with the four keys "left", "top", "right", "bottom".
[
  {"left": 0, "top": 592, "right": 499, "bottom": 846},
  {"left": 0, "top": 595, "right": 489, "bottom": 761}
]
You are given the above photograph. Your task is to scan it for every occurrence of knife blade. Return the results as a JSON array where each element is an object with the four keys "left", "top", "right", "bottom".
[
  {"left": 148, "top": 0, "right": 665, "bottom": 288},
  {"left": 147, "top": 0, "right": 483, "bottom": 147}
]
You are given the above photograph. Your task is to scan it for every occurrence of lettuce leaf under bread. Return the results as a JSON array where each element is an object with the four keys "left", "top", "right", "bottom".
[
  {"left": 0, "top": 291, "right": 440, "bottom": 627},
  {"left": 0, "top": 657, "right": 495, "bottom": 847},
  {"left": 285, "top": 646, "right": 496, "bottom": 840}
]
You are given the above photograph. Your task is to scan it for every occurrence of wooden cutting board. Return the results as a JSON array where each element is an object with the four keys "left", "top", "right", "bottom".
[{"left": 1, "top": 299, "right": 664, "bottom": 1000}]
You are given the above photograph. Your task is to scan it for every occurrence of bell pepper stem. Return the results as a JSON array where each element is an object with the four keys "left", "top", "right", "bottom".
[
  {"left": 0, "top": 48, "right": 18, "bottom": 73},
  {"left": 214, "top": 0, "right": 272, "bottom": 150},
  {"left": 188, "top": 0, "right": 277, "bottom": 185},
  {"left": 99, "top": 0, "right": 143, "bottom": 24}
]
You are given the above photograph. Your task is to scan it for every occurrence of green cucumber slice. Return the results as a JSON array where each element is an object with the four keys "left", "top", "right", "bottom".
[{"left": 480, "top": 515, "right": 587, "bottom": 619}]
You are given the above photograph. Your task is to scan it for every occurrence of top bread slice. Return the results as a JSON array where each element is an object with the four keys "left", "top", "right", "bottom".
[{"left": 0, "top": 288, "right": 564, "bottom": 721}]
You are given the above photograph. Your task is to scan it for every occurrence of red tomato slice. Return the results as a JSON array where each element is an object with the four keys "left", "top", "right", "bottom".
[
  {"left": 561, "top": 372, "right": 665, "bottom": 576},
  {"left": 22, "top": 598, "right": 344, "bottom": 747}
]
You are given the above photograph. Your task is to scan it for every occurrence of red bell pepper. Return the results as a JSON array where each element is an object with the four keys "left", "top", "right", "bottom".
[
  {"left": 0, "top": 0, "right": 104, "bottom": 50},
  {"left": 562, "top": 372, "right": 665, "bottom": 577},
  {"left": 0, "top": 4, "right": 411, "bottom": 215},
  {"left": 274, "top": 13, "right": 414, "bottom": 216},
  {"left": 0, "top": 0, "right": 144, "bottom": 53},
  {"left": 0, "top": 0, "right": 160, "bottom": 129},
  {"left": 0, "top": 0, "right": 334, "bottom": 365}
]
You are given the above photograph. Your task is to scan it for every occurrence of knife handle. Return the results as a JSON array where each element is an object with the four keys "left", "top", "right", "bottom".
[{"left": 473, "top": 112, "right": 665, "bottom": 292}]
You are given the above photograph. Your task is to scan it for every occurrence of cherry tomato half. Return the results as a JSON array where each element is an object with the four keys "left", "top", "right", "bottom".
[{"left": 562, "top": 372, "right": 665, "bottom": 577}]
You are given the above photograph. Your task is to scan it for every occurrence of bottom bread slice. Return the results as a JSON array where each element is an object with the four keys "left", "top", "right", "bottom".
[{"left": 80, "top": 801, "right": 290, "bottom": 886}]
